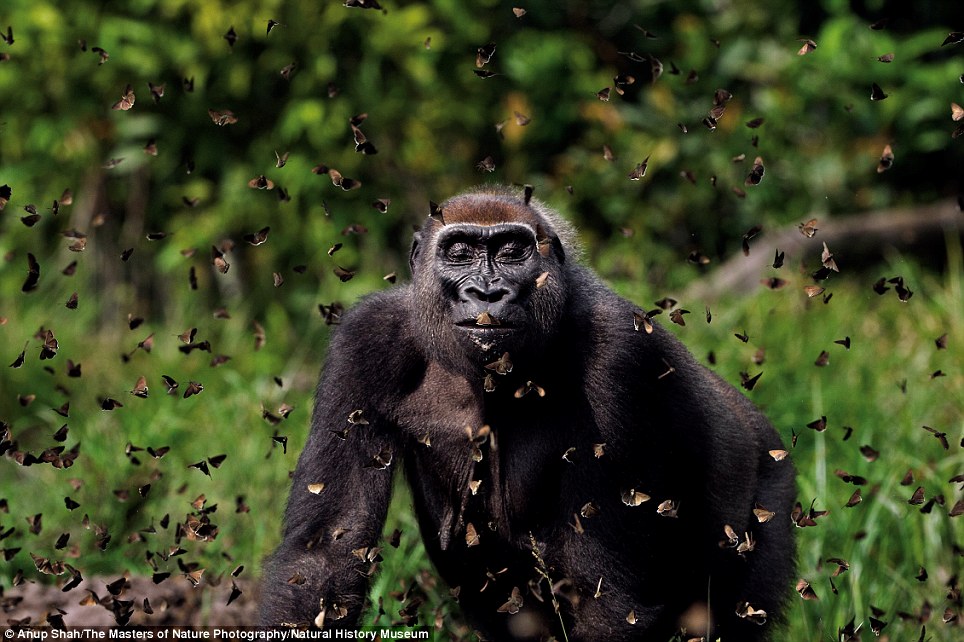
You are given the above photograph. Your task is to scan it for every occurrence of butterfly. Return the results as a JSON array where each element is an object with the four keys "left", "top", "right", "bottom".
[{"left": 112, "top": 84, "right": 135, "bottom": 111}]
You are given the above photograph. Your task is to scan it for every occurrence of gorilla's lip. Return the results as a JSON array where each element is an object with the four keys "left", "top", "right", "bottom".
[{"left": 454, "top": 318, "right": 515, "bottom": 330}]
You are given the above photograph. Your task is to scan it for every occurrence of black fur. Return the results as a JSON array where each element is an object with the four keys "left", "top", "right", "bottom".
[{"left": 260, "top": 187, "right": 796, "bottom": 641}]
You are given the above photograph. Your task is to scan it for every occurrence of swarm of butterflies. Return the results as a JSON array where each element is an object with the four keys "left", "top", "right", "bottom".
[{"left": 0, "top": 3, "right": 962, "bottom": 639}]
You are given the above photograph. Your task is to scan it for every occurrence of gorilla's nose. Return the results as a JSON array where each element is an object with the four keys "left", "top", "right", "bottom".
[{"left": 462, "top": 279, "right": 510, "bottom": 304}]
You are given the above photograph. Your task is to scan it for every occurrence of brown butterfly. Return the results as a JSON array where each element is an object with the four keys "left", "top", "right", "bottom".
[
  {"left": 921, "top": 425, "right": 949, "bottom": 450},
  {"left": 669, "top": 308, "right": 689, "bottom": 326},
  {"left": 91, "top": 46, "right": 109, "bottom": 64},
  {"left": 350, "top": 123, "right": 377, "bottom": 154},
  {"left": 22, "top": 253, "right": 40, "bottom": 292},
  {"left": 484, "top": 352, "right": 513, "bottom": 375},
  {"left": 941, "top": 32, "right": 964, "bottom": 46},
  {"left": 688, "top": 250, "right": 711, "bottom": 265},
  {"left": 745, "top": 157, "right": 765, "bottom": 185},
  {"left": 319, "top": 302, "right": 344, "bottom": 325},
  {"left": 621, "top": 489, "right": 651, "bottom": 507},
  {"left": 112, "top": 84, "right": 135, "bottom": 111},
  {"left": 328, "top": 169, "right": 362, "bottom": 191},
  {"left": 148, "top": 82, "right": 165, "bottom": 103},
  {"left": 806, "top": 416, "right": 828, "bottom": 432},
  {"left": 476, "top": 156, "right": 496, "bottom": 173},
  {"left": 248, "top": 175, "right": 275, "bottom": 190},
  {"left": 223, "top": 26, "right": 237, "bottom": 47},
  {"left": 740, "top": 372, "right": 763, "bottom": 391},
  {"left": 364, "top": 449, "right": 393, "bottom": 470},
  {"left": 476, "top": 42, "right": 496, "bottom": 68},
  {"left": 761, "top": 277, "right": 788, "bottom": 290},
  {"left": 844, "top": 489, "right": 862, "bottom": 508},
  {"left": 211, "top": 246, "right": 230, "bottom": 274},
  {"left": 795, "top": 579, "right": 818, "bottom": 600},
  {"left": 628, "top": 157, "right": 649, "bottom": 180},
  {"left": 465, "top": 523, "right": 480, "bottom": 547},
  {"left": 797, "top": 39, "right": 817, "bottom": 55},
  {"left": 798, "top": 218, "right": 819, "bottom": 237},
  {"left": 614, "top": 74, "right": 636, "bottom": 96},
  {"left": 514, "top": 380, "right": 545, "bottom": 398},
  {"left": 208, "top": 109, "right": 238, "bottom": 126},
  {"left": 9, "top": 341, "right": 27, "bottom": 368},
  {"left": 656, "top": 499, "right": 679, "bottom": 518},
  {"left": 580, "top": 502, "right": 600, "bottom": 518},
  {"left": 243, "top": 226, "right": 270, "bottom": 245},
  {"left": 147, "top": 446, "right": 169, "bottom": 459},
  {"left": 877, "top": 144, "right": 894, "bottom": 173},
  {"left": 429, "top": 201, "right": 445, "bottom": 224},
  {"left": 742, "top": 225, "right": 762, "bottom": 255},
  {"left": 791, "top": 499, "right": 827, "bottom": 527},
  {"left": 39, "top": 329, "right": 59, "bottom": 360},
  {"left": 736, "top": 601, "right": 768, "bottom": 624},
  {"left": 130, "top": 376, "right": 149, "bottom": 398},
  {"left": 753, "top": 504, "right": 776, "bottom": 522},
  {"left": 496, "top": 587, "right": 523, "bottom": 615}
]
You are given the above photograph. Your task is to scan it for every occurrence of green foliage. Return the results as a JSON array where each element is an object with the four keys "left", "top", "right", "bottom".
[{"left": 0, "top": 0, "right": 962, "bottom": 638}]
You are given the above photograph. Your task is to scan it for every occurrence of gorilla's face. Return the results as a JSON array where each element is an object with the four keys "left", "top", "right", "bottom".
[
  {"left": 409, "top": 193, "right": 570, "bottom": 375},
  {"left": 435, "top": 223, "right": 542, "bottom": 357}
]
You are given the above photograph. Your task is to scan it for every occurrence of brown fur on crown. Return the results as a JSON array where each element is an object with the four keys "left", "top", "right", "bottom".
[
  {"left": 421, "top": 185, "right": 583, "bottom": 261},
  {"left": 437, "top": 191, "right": 542, "bottom": 228}
]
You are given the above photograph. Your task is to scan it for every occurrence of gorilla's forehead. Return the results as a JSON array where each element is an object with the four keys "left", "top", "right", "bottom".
[
  {"left": 440, "top": 193, "right": 541, "bottom": 228},
  {"left": 436, "top": 222, "right": 537, "bottom": 243}
]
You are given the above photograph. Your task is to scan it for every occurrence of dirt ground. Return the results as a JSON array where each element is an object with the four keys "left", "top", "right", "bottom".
[{"left": 1, "top": 575, "right": 259, "bottom": 627}]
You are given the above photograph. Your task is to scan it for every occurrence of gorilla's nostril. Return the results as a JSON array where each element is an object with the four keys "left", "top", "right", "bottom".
[{"left": 465, "top": 284, "right": 509, "bottom": 303}]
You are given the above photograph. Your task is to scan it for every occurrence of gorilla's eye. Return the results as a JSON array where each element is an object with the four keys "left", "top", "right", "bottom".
[
  {"left": 494, "top": 241, "right": 532, "bottom": 263},
  {"left": 444, "top": 242, "right": 476, "bottom": 263}
]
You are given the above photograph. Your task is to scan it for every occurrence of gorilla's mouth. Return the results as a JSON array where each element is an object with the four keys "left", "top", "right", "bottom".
[
  {"left": 455, "top": 310, "right": 517, "bottom": 329},
  {"left": 455, "top": 319, "right": 514, "bottom": 330}
]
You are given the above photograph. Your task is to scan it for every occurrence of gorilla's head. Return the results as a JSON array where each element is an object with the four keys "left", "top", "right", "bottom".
[{"left": 409, "top": 187, "right": 573, "bottom": 374}]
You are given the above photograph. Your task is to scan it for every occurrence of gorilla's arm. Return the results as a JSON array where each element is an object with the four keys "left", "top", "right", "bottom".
[{"left": 260, "top": 298, "right": 407, "bottom": 628}]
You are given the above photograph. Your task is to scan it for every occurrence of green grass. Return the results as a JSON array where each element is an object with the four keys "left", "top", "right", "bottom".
[
  {"left": 1, "top": 245, "right": 962, "bottom": 640},
  {"left": 638, "top": 245, "right": 964, "bottom": 641}
]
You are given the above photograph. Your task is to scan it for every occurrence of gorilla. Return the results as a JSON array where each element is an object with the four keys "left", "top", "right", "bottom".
[{"left": 260, "top": 186, "right": 796, "bottom": 641}]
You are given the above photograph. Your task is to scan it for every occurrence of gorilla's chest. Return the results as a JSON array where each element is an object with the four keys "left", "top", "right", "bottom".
[{"left": 395, "top": 361, "right": 590, "bottom": 547}]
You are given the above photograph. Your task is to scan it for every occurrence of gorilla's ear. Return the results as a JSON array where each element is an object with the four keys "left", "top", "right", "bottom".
[
  {"left": 409, "top": 232, "right": 422, "bottom": 274},
  {"left": 536, "top": 224, "right": 565, "bottom": 265},
  {"left": 550, "top": 234, "right": 565, "bottom": 264}
]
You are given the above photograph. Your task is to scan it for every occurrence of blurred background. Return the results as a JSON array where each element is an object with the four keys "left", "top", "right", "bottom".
[{"left": 0, "top": 0, "right": 962, "bottom": 638}]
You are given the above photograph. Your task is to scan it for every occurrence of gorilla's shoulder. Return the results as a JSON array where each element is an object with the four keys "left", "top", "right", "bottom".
[
  {"left": 331, "top": 286, "right": 419, "bottom": 351},
  {"left": 566, "top": 266, "right": 700, "bottom": 377},
  {"left": 322, "top": 286, "right": 426, "bottom": 390}
]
